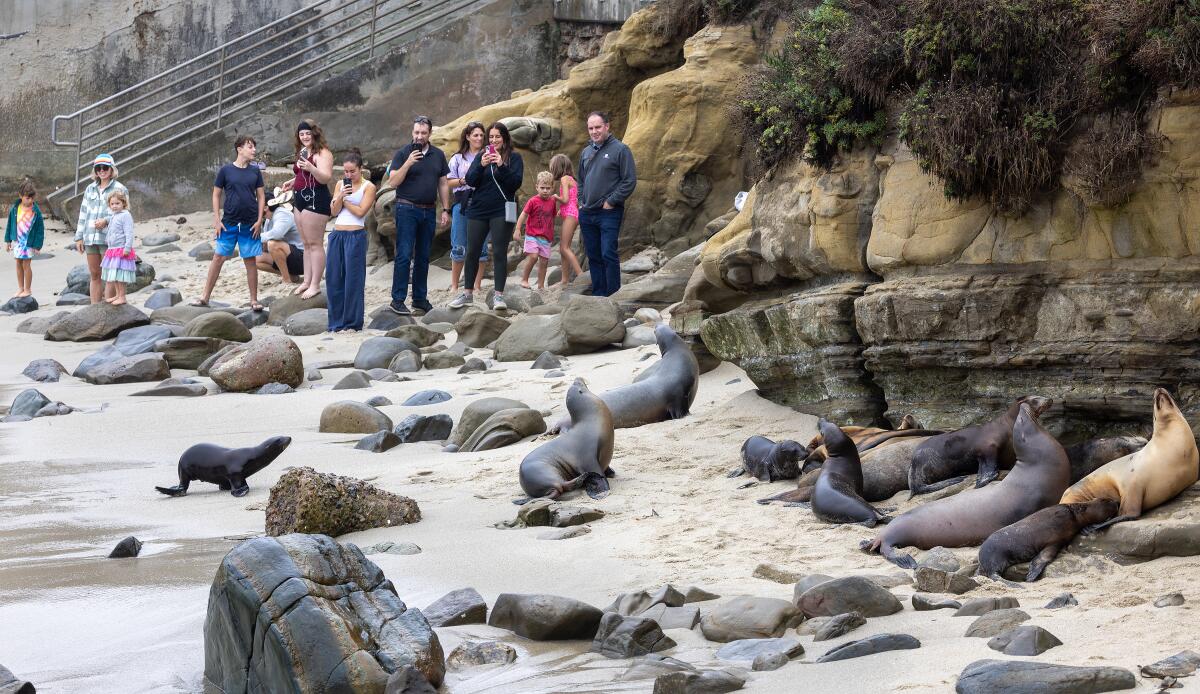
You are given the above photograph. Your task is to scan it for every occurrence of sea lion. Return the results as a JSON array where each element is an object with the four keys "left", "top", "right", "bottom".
[
  {"left": 811, "top": 419, "right": 888, "bottom": 526},
  {"left": 862, "top": 401, "right": 1070, "bottom": 568},
  {"left": 518, "top": 378, "right": 615, "bottom": 501},
  {"left": 908, "top": 396, "right": 1051, "bottom": 496},
  {"left": 760, "top": 434, "right": 937, "bottom": 505},
  {"left": 802, "top": 416, "right": 935, "bottom": 467},
  {"left": 1060, "top": 388, "right": 1199, "bottom": 532},
  {"left": 1064, "top": 435, "right": 1149, "bottom": 485},
  {"left": 736, "top": 436, "right": 808, "bottom": 481},
  {"left": 976, "top": 499, "right": 1119, "bottom": 582},
  {"left": 554, "top": 323, "right": 699, "bottom": 433},
  {"left": 155, "top": 435, "right": 292, "bottom": 497}
]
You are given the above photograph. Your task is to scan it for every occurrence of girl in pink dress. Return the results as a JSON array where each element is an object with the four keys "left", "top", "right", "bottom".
[{"left": 550, "top": 154, "right": 585, "bottom": 287}]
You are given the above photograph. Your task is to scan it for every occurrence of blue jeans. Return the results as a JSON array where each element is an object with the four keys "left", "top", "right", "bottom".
[
  {"left": 326, "top": 229, "right": 367, "bottom": 331},
  {"left": 449, "top": 203, "right": 487, "bottom": 262},
  {"left": 392, "top": 204, "right": 435, "bottom": 307},
  {"left": 579, "top": 207, "right": 623, "bottom": 297}
]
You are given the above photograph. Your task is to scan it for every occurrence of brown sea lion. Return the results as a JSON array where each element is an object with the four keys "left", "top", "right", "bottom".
[
  {"left": 736, "top": 436, "right": 809, "bottom": 481},
  {"left": 908, "top": 396, "right": 1051, "bottom": 496},
  {"left": 1060, "top": 388, "right": 1199, "bottom": 533},
  {"left": 811, "top": 419, "right": 888, "bottom": 526},
  {"left": 518, "top": 378, "right": 615, "bottom": 502},
  {"left": 976, "top": 499, "right": 1119, "bottom": 582},
  {"left": 802, "top": 415, "right": 931, "bottom": 467},
  {"left": 862, "top": 400, "right": 1070, "bottom": 569},
  {"left": 760, "top": 435, "right": 935, "bottom": 505},
  {"left": 1064, "top": 435, "right": 1148, "bottom": 484}
]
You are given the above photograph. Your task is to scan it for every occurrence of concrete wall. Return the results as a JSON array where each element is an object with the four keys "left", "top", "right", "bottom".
[{"left": 554, "top": 0, "right": 654, "bottom": 23}]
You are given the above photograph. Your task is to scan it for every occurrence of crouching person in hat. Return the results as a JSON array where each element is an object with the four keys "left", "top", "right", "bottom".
[{"left": 256, "top": 187, "right": 304, "bottom": 285}]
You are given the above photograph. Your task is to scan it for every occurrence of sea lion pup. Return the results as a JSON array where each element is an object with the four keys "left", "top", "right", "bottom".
[
  {"left": 759, "top": 434, "right": 935, "bottom": 505},
  {"left": 1061, "top": 388, "right": 1199, "bottom": 533},
  {"left": 1065, "top": 435, "right": 1148, "bottom": 484},
  {"left": 736, "top": 436, "right": 808, "bottom": 481},
  {"left": 155, "top": 436, "right": 292, "bottom": 497},
  {"left": 977, "top": 499, "right": 1119, "bottom": 582},
  {"left": 554, "top": 323, "right": 699, "bottom": 433},
  {"left": 908, "top": 396, "right": 1051, "bottom": 496},
  {"left": 811, "top": 419, "right": 888, "bottom": 526},
  {"left": 518, "top": 378, "right": 615, "bottom": 502},
  {"left": 862, "top": 401, "right": 1070, "bottom": 569}
]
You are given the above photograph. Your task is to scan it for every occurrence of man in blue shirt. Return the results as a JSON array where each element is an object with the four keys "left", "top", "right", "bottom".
[
  {"left": 193, "top": 135, "right": 266, "bottom": 310},
  {"left": 577, "top": 111, "right": 637, "bottom": 297},
  {"left": 387, "top": 115, "right": 452, "bottom": 315}
]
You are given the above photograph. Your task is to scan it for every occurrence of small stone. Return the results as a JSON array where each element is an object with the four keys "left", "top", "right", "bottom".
[
  {"left": 389, "top": 350, "right": 423, "bottom": 373},
  {"left": 1155, "top": 592, "right": 1185, "bottom": 608},
  {"left": 682, "top": 586, "right": 720, "bottom": 604},
  {"left": 1044, "top": 592, "right": 1078, "bottom": 609},
  {"left": 447, "top": 641, "right": 516, "bottom": 670},
  {"left": 914, "top": 566, "right": 978, "bottom": 595},
  {"left": 366, "top": 396, "right": 392, "bottom": 407},
  {"left": 752, "top": 652, "right": 788, "bottom": 672},
  {"left": 917, "top": 547, "right": 961, "bottom": 573},
  {"left": 394, "top": 414, "right": 454, "bottom": 443},
  {"left": 255, "top": 383, "right": 295, "bottom": 395},
  {"left": 813, "top": 611, "right": 866, "bottom": 642},
  {"left": 423, "top": 351, "right": 466, "bottom": 369},
  {"left": 987, "top": 625, "right": 1063, "bottom": 656},
  {"left": 753, "top": 563, "right": 802, "bottom": 584},
  {"left": 457, "top": 357, "right": 487, "bottom": 374},
  {"left": 653, "top": 669, "right": 744, "bottom": 694},
  {"left": 954, "top": 597, "right": 1020, "bottom": 617},
  {"left": 531, "top": 351, "right": 562, "bottom": 369},
  {"left": 305, "top": 368, "right": 323, "bottom": 381},
  {"left": 796, "top": 576, "right": 903, "bottom": 618},
  {"left": 638, "top": 604, "right": 700, "bottom": 630},
  {"left": 22, "top": 358, "right": 68, "bottom": 383},
  {"left": 715, "top": 637, "right": 803, "bottom": 663},
  {"left": 488, "top": 593, "right": 604, "bottom": 640},
  {"left": 538, "top": 526, "right": 592, "bottom": 540},
  {"left": 10, "top": 389, "right": 51, "bottom": 418},
  {"left": 964, "top": 609, "right": 1030, "bottom": 638},
  {"left": 815, "top": 633, "right": 921, "bottom": 662},
  {"left": 545, "top": 370, "right": 566, "bottom": 377},
  {"left": 1141, "top": 651, "right": 1200, "bottom": 679},
  {"left": 591, "top": 613, "right": 676, "bottom": 659},
  {"left": 108, "top": 536, "right": 143, "bottom": 558},
  {"left": 514, "top": 498, "right": 556, "bottom": 527},
  {"left": 402, "top": 389, "right": 451, "bottom": 406},
  {"left": 551, "top": 506, "right": 604, "bottom": 527},
  {"left": 363, "top": 541, "right": 422, "bottom": 556},
  {"left": 333, "top": 370, "right": 372, "bottom": 390},
  {"left": 355, "top": 430, "right": 401, "bottom": 453},
  {"left": 699, "top": 596, "right": 801, "bottom": 642},
  {"left": 424, "top": 587, "right": 487, "bottom": 627},
  {"left": 912, "top": 593, "right": 961, "bottom": 611}
]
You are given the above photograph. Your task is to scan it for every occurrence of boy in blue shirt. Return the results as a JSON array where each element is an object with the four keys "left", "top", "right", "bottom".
[{"left": 193, "top": 135, "right": 266, "bottom": 310}]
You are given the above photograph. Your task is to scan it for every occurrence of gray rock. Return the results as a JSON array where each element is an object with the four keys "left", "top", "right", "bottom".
[
  {"left": 45, "top": 302, "right": 150, "bottom": 341},
  {"left": 394, "top": 414, "right": 454, "bottom": 443},
  {"left": 715, "top": 638, "right": 803, "bottom": 662},
  {"left": 545, "top": 369, "right": 566, "bottom": 377},
  {"left": 1044, "top": 592, "right": 1078, "bottom": 609},
  {"left": 154, "top": 337, "right": 231, "bottom": 369},
  {"left": 816, "top": 634, "right": 921, "bottom": 662},
  {"left": 457, "top": 357, "right": 488, "bottom": 374},
  {"left": 537, "top": 526, "right": 592, "bottom": 540},
  {"left": 531, "top": 351, "right": 562, "bottom": 369},
  {"left": 653, "top": 669, "right": 745, "bottom": 693},
  {"left": 618, "top": 654, "right": 695, "bottom": 682},
  {"left": 130, "top": 382, "right": 208, "bottom": 397},
  {"left": 385, "top": 666, "right": 437, "bottom": 693},
  {"left": 0, "top": 663, "right": 35, "bottom": 694},
  {"left": 486, "top": 285, "right": 544, "bottom": 313},
  {"left": 964, "top": 609, "right": 1030, "bottom": 638},
  {"left": 458, "top": 407, "right": 545, "bottom": 452},
  {"left": 0, "top": 295, "right": 38, "bottom": 314},
  {"left": 113, "top": 324, "right": 175, "bottom": 355},
  {"left": 552, "top": 506, "right": 604, "bottom": 527},
  {"left": 236, "top": 308, "right": 270, "bottom": 329},
  {"left": 55, "top": 292, "right": 90, "bottom": 306},
  {"left": 914, "top": 566, "right": 978, "bottom": 595},
  {"left": 33, "top": 402, "right": 71, "bottom": 417},
  {"left": 634, "top": 307, "right": 662, "bottom": 324},
  {"left": 488, "top": 593, "right": 603, "bottom": 640},
  {"left": 10, "top": 389, "right": 51, "bottom": 417},
  {"left": 143, "top": 231, "right": 180, "bottom": 246},
  {"left": 403, "top": 390, "right": 452, "bottom": 406},
  {"left": 447, "top": 341, "right": 472, "bottom": 356},
  {"left": 606, "top": 586, "right": 686, "bottom": 616},
  {"left": 796, "top": 576, "right": 903, "bottom": 618},
  {"left": 917, "top": 547, "right": 961, "bottom": 573},
  {"left": 108, "top": 536, "right": 143, "bottom": 558},
  {"left": 421, "top": 306, "right": 468, "bottom": 326},
  {"left": 366, "top": 396, "right": 392, "bottom": 407},
  {"left": 423, "top": 351, "right": 466, "bottom": 369},
  {"left": 150, "top": 304, "right": 214, "bottom": 326},
  {"left": 454, "top": 310, "right": 512, "bottom": 348},
  {"left": 355, "top": 430, "right": 402, "bottom": 453},
  {"left": 267, "top": 292, "right": 327, "bottom": 326},
  {"left": 448, "top": 397, "right": 526, "bottom": 446},
  {"left": 144, "top": 287, "right": 183, "bottom": 310},
  {"left": 305, "top": 368, "right": 323, "bottom": 381},
  {"left": 83, "top": 352, "right": 171, "bottom": 385},
  {"left": 255, "top": 383, "right": 295, "bottom": 395},
  {"left": 1141, "top": 651, "right": 1200, "bottom": 679},
  {"left": 17, "top": 311, "right": 67, "bottom": 334},
  {"left": 637, "top": 604, "right": 699, "bottom": 630},
  {"left": 813, "top": 611, "right": 867, "bottom": 642},
  {"left": 622, "top": 324, "right": 658, "bottom": 349},
  {"left": 363, "top": 541, "right": 422, "bottom": 556},
  {"left": 333, "top": 370, "right": 372, "bottom": 390},
  {"left": 752, "top": 652, "right": 788, "bottom": 672},
  {"left": 1154, "top": 592, "right": 1185, "bottom": 607},
  {"left": 591, "top": 613, "right": 676, "bottom": 659},
  {"left": 320, "top": 401, "right": 394, "bottom": 434},
  {"left": 493, "top": 314, "right": 570, "bottom": 361},
  {"left": 954, "top": 597, "right": 1020, "bottom": 617},
  {"left": 792, "top": 575, "right": 834, "bottom": 603},
  {"left": 354, "top": 336, "right": 420, "bottom": 371},
  {"left": 562, "top": 294, "right": 625, "bottom": 349},
  {"left": 365, "top": 368, "right": 394, "bottom": 381},
  {"left": 366, "top": 309, "right": 415, "bottom": 331},
  {"left": 385, "top": 324, "right": 442, "bottom": 348},
  {"left": 424, "top": 588, "right": 487, "bottom": 627},
  {"left": 389, "top": 351, "right": 423, "bottom": 373},
  {"left": 185, "top": 311, "right": 253, "bottom": 342},
  {"left": 22, "top": 358, "right": 68, "bottom": 383},
  {"left": 144, "top": 243, "right": 181, "bottom": 254},
  {"left": 682, "top": 586, "right": 721, "bottom": 604},
  {"left": 699, "top": 596, "right": 801, "bottom": 643},
  {"left": 446, "top": 641, "right": 516, "bottom": 670},
  {"left": 913, "top": 593, "right": 962, "bottom": 611},
  {"left": 987, "top": 625, "right": 1063, "bottom": 656},
  {"left": 955, "top": 660, "right": 1136, "bottom": 694},
  {"left": 283, "top": 308, "right": 328, "bottom": 336}
]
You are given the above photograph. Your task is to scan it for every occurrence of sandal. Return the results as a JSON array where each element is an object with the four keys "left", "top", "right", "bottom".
[{"left": 189, "top": 298, "right": 209, "bottom": 307}]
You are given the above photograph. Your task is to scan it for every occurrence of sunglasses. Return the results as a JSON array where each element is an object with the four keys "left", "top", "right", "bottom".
[
  {"left": 413, "top": 116, "right": 432, "bottom": 126},
  {"left": 94, "top": 164, "right": 112, "bottom": 172}
]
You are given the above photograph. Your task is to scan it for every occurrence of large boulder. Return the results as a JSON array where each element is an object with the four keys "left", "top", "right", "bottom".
[
  {"left": 22, "top": 358, "right": 68, "bottom": 383},
  {"left": 265, "top": 467, "right": 420, "bottom": 536},
  {"left": 955, "top": 660, "right": 1136, "bottom": 694},
  {"left": 454, "top": 310, "right": 512, "bottom": 348},
  {"left": 64, "top": 260, "right": 154, "bottom": 295},
  {"left": 488, "top": 593, "right": 603, "bottom": 640},
  {"left": 150, "top": 304, "right": 214, "bottom": 326},
  {"left": 611, "top": 245, "right": 701, "bottom": 311},
  {"left": 394, "top": 414, "right": 454, "bottom": 443},
  {"left": 113, "top": 324, "right": 174, "bottom": 354},
  {"left": 83, "top": 352, "right": 171, "bottom": 385},
  {"left": 203, "top": 533, "right": 443, "bottom": 692},
  {"left": 485, "top": 285, "right": 544, "bottom": 313},
  {"left": 423, "top": 588, "right": 487, "bottom": 627},
  {"left": 448, "top": 397, "right": 527, "bottom": 447},
  {"left": 815, "top": 634, "right": 921, "bottom": 663},
  {"left": 267, "top": 291, "right": 327, "bottom": 326},
  {"left": 0, "top": 295, "right": 38, "bottom": 314},
  {"left": 154, "top": 337, "right": 232, "bottom": 370},
  {"left": 320, "top": 401, "right": 394, "bottom": 434},
  {"left": 184, "top": 311, "right": 252, "bottom": 342},
  {"left": 458, "top": 408, "right": 546, "bottom": 452},
  {"left": 493, "top": 314, "right": 571, "bottom": 362},
  {"left": 208, "top": 335, "right": 304, "bottom": 392},
  {"left": 44, "top": 302, "right": 150, "bottom": 341},
  {"left": 795, "top": 576, "right": 904, "bottom": 618},
  {"left": 561, "top": 295, "right": 625, "bottom": 349},
  {"left": 591, "top": 613, "right": 676, "bottom": 658},
  {"left": 283, "top": 308, "right": 328, "bottom": 336},
  {"left": 698, "top": 596, "right": 801, "bottom": 643},
  {"left": 354, "top": 336, "right": 420, "bottom": 371}
]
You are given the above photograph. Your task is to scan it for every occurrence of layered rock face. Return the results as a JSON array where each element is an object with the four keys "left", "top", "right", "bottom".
[{"left": 699, "top": 91, "right": 1200, "bottom": 435}]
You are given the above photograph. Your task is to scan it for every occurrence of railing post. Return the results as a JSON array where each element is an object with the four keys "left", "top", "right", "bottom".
[
  {"left": 369, "top": 0, "right": 380, "bottom": 59},
  {"left": 216, "top": 45, "right": 227, "bottom": 129},
  {"left": 73, "top": 129, "right": 82, "bottom": 197}
]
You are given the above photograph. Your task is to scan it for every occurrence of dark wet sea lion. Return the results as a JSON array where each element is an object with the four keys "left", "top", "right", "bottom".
[
  {"left": 761, "top": 435, "right": 936, "bottom": 505},
  {"left": 1061, "top": 388, "right": 1199, "bottom": 532},
  {"left": 155, "top": 436, "right": 292, "bottom": 497},
  {"left": 908, "top": 396, "right": 1050, "bottom": 496},
  {"left": 738, "top": 436, "right": 808, "bottom": 481},
  {"left": 811, "top": 419, "right": 888, "bottom": 526},
  {"left": 862, "top": 401, "right": 1070, "bottom": 568},
  {"left": 1065, "top": 435, "right": 1148, "bottom": 484},
  {"left": 555, "top": 323, "right": 698, "bottom": 433},
  {"left": 518, "top": 378, "right": 615, "bottom": 501},
  {"left": 977, "top": 499, "right": 1119, "bottom": 582}
]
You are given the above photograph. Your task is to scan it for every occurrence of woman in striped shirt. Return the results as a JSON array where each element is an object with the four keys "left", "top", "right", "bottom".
[{"left": 74, "top": 153, "right": 129, "bottom": 304}]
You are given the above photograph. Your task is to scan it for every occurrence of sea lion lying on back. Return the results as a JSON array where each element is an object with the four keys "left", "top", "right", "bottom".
[
  {"left": 862, "top": 401, "right": 1070, "bottom": 569},
  {"left": 976, "top": 499, "right": 1119, "bottom": 582},
  {"left": 1061, "top": 388, "right": 1198, "bottom": 533}
]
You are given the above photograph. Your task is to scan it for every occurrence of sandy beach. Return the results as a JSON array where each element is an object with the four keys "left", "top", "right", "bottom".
[{"left": 0, "top": 216, "right": 1193, "bottom": 693}]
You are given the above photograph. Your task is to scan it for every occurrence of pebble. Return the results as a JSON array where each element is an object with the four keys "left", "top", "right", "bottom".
[{"left": 1154, "top": 592, "right": 1185, "bottom": 608}]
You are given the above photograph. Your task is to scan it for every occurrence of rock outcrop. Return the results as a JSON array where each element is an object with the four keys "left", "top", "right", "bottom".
[{"left": 265, "top": 467, "right": 420, "bottom": 537}]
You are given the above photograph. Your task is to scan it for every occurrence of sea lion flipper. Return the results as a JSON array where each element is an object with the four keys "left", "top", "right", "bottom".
[
  {"left": 155, "top": 485, "right": 187, "bottom": 497},
  {"left": 584, "top": 473, "right": 610, "bottom": 500},
  {"left": 1025, "top": 544, "right": 1061, "bottom": 582},
  {"left": 512, "top": 497, "right": 533, "bottom": 506},
  {"left": 909, "top": 475, "right": 968, "bottom": 497},
  {"left": 605, "top": 467, "right": 617, "bottom": 478},
  {"left": 1082, "top": 513, "right": 1137, "bottom": 535},
  {"left": 726, "top": 467, "right": 746, "bottom": 478}
]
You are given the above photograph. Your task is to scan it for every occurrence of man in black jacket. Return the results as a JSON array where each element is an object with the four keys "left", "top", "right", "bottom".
[
  {"left": 577, "top": 111, "right": 637, "bottom": 297},
  {"left": 387, "top": 115, "right": 451, "bottom": 315}
]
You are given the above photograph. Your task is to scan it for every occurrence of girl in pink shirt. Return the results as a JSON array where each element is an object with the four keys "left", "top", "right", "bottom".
[{"left": 550, "top": 154, "right": 584, "bottom": 286}]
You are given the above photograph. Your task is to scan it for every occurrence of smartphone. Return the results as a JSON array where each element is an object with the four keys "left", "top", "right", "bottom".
[
  {"left": 342, "top": 175, "right": 352, "bottom": 191},
  {"left": 486, "top": 144, "right": 497, "bottom": 156},
  {"left": 298, "top": 146, "right": 309, "bottom": 160}
]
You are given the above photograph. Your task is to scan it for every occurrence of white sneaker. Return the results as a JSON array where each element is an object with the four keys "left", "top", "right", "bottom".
[
  {"left": 492, "top": 293, "right": 507, "bottom": 311},
  {"left": 448, "top": 292, "right": 471, "bottom": 309}
]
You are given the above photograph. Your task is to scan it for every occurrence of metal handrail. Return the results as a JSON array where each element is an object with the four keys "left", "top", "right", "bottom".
[{"left": 49, "top": 0, "right": 486, "bottom": 218}]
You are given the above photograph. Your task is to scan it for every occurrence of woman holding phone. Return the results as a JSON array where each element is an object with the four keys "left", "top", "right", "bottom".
[
  {"left": 447, "top": 121, "right": 488, "bottom": 293},
  {"left": 448, "top": 121, "right": 523, "bottom": 311},
  {"left": 326, "top": 148, "right": 376, "bottom": 332},
  {"left": 281, "top": 119, "right": 334, "bottom": 299}
]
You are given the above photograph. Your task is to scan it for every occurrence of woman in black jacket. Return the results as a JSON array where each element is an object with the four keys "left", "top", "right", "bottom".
[{"left": 448, "top": 121, "right": 524, "bottom": 311}]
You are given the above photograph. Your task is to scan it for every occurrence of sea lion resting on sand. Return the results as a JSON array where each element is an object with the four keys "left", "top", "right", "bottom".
[
  {"left": 736, "top": 436, "right": 809, "bottom": 481},
  {"left": 908, "top": 396, "right": 1050, "bottom": 496},
  {"left": 810, "top": 419, "right": 888, "bottom": 527},
  {"left": 862, "top": 401, "right": 1070, "bottom": 568},
  {"left": 518, "top": 378, "right": 615, "bottom": 502},
  {"left": 155, "top": 436, "right": 292, "bottom": 497},
  {"left": 976, "top": 499, "right": 1118, "bottom": 582},
  {"left": 1061, "top": 388, "right": 1199, "bottom": 533},
  {"left": 554, "top": 323, "right": 698, "bottom": 433},
  {"left": 760, "top": 434, "right": 936, "bottom": 505}
]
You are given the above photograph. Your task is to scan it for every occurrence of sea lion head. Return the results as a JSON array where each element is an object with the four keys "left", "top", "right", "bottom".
[
  {"left": 1019, "top": 395, "right": 1053, "bottom": 417},
  {"left": 566, "top": 377, "right": 602, "bottom": 421},
  {"left": 817, "top": 419, "right": 853, "bottom": 457},
  {"left": 1152, "top": 388, "right": 1184, "bottom": 431},
  {"left": 264, "top": 435, "right": 293, "bottom": 456},
  {"left": 1069, "top": 498, "right": 1119, "bottom": 526},
  {"left": 898, "top": 414, "right": 919, "bottom": 430},
  {"left": 653, "top": 322, "right": 682, "bottom": 354}
]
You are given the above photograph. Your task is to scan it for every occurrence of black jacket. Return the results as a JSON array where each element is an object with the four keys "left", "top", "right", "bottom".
[
  {"left": 578, "top": 135, "right": 636, "bottom": 211},
  {"left": 465, "top": 151, "right": 524, "bottom": 220}
]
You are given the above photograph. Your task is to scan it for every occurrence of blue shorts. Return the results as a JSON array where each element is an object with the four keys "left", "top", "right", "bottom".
[{"left": 215, "top": 222, "right": 263, "bottom": 258}]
